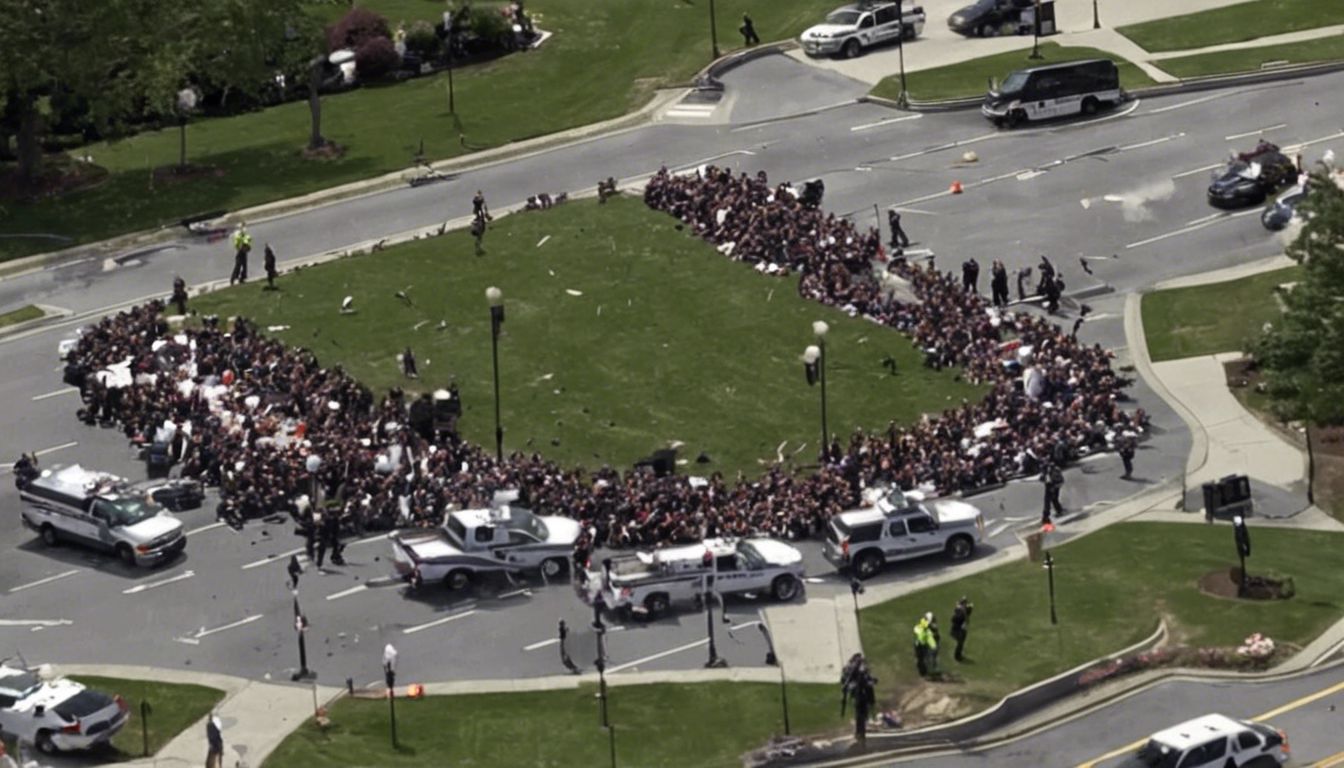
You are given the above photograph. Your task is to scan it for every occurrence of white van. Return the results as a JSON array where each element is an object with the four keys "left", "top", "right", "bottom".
[{"left": 982, "top": 59, "right": 1122, "bottom": 127}]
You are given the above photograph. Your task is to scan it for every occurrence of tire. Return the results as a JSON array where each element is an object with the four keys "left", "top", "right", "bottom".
[
  {"left": 444, "top": 569, "right": 472, "bottom": 590},
  {"left": 842, "top": 39, "right": 861, "bottom": 59},
  {"left": 979, "top": 23, "right": 997, "bottom": 37},
  {"left": 945, "top": 535, "right": 975, "bottom": 561},
  {"left": 117, "top": 544, "right": 137, "bottom": 567},
  {"left": 854, "top": 550, "right": 884, "bottom": 580},
  {"left": 644, "top": 593, "right": 670, "bottom": 619},
  {"left": 771, "top": 574, "right": 801, "bottom": 602},
  {"left": 1007, "top": 109, "right": 1026, "bottom": 128},
  {"left": 1081, "top": 97, "right": 1099, "bottom": 116},
  {"left": 35, "top": 730, "right": 57, "bottom": 755},
  {"left": 541, "top": 557, "right": 567, "bottom": 579},
  {"left": 40, "top": 524, "right": 59, "bottom": 547}
]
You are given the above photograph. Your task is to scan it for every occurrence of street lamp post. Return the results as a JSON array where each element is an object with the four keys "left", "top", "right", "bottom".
[
  {"left": 291, "top": 593, "right": 314, "bottom": 681},
  {"left": 702, "top": 571, "right": 729, "bottom": 668},
  {"left": 708, "top": 0, "right": 721, "bottom": 59},
  {"left": 1232, "top": 515, "right": 1252, "bottom": 597},
  {"left": 896, "top": 28, "right": 909, "bottom": 108},
  {"left": 383, "top": 644, "right": 398, "bottom": 748},
  {"left": 849, "top": 578, "right": 865, "bottom": 638},
  {"left": 756, "top": 612, "right": 790, "bottom": 735},
  {"left": 1093, "top": 0, "right": 1101, "bottom": 29},
  {"left": 593, "top": 616, "right": 610, "bottom": 728},
  {"left": 486, "top": 286, "right": 505, "bottom": 462},
  {"left": 1029, "top": 0, "right": 1043, "bottom": 59},
  {"left": 1044, "top": 551, "right": 1058, "bottom": 625},
  {"left": 803, "top": 321, "right": 831, "bottom": 459}
]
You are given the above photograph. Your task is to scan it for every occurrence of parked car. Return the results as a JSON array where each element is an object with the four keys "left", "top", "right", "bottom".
[
  {"left": 1208, "top": 142, "right": 1296, "bottom": 209},
  {"left": 823, "top": 487, "right": 985, "bottom": 579},
  {"left": 948, "top": 0, "right": 1034, "bottom": 37},
  {"left": 1261, "top": 183, "right": 1306, "bottom": 230},
  {"left": 800, "top": 2, "right": 926, "bottom": 59},
  {"left": 0, "top": 664, "right": 130, "bottom": 755},
  {"left": 1126, "top": 713, "right": 1289, "bottom": 768}
]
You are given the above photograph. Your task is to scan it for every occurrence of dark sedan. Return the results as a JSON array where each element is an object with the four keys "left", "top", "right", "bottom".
[{"left": 1207, "top": 151, "right": 1295, "bottom": 209}]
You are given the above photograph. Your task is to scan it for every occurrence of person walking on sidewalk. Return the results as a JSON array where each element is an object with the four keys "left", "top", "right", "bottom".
[
  {"left": 205, "top": 712, "right": 224, "bottom": 768},
  {"left": 1119, "top": 433, "right": 1137, "bottom": 479},
  {"left": 1041, "top": 461, "right": 1065, "bottom": 525},
  {"left": 230, "top": 223, "right": 252, "bottom": 285},
  {"left": 950, "top": 596, "right": 973, "bottom": 662}
]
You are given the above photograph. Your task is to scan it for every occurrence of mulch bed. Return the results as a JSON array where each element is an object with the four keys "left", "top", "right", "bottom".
[
  {"left": 1198, "top": 567, "right": 1294, "bottom": 601},
  {"left": 151, "top": 163, "right": 224, "bottom": 186},
  {"left": 0, "top": 157, "right": 108, "bottom": 202}
]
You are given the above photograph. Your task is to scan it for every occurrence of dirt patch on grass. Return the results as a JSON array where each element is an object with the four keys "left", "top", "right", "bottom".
[
  {"left": 1198, "top": 567, "right": 1295, "bottom": 601},
  {"left": 0, "top": 156, "right": 109, "bottom": 202},
  {"left": 301, "top": 141, "right": 347, "bottom": 161}
]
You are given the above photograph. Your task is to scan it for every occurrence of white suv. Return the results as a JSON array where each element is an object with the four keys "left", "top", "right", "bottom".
[
  {"left": 0, "top": 665, "right": 130, "bottom": 754},
  {"left": 800, "top": 2, "right": 926, "bottom": 59},
  {"left": 1133, "top": 714, "right": 1289, "bottom": 768}
]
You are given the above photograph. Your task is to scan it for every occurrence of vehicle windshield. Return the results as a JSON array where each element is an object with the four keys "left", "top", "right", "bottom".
[
  {"left": 108, "top": 497, "right": 158, "bottom": 527},
  {"left": 1136, "top": 740, "right": 1180, "bottom": 768},
  {"left": 998, "top": 71, "right": 1029, "bottom": 94},
  {"left": 825, "top": 10, "right": 862, "bottom": 25},
  {"left": 0, "top": 670, "right": 42, "bottom": 699},
  {"left": 502, "top": 507, "right": 548, "bottom": 541},
  {"left": 737, "top": 542, "right": 767, "bottom": 569}
]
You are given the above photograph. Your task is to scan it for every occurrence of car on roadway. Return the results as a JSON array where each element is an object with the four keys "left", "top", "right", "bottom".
[
  {"left": 1261, "top": 183, "right": 1306, "bottom": 230},
  {"left": 0, "top": 664, "right": 130, "bottom": 755},
  {"left": 1127, "top": 713, "right": 1289, "bottom": 768},
  {"left": 948, "top": 0, "right": 1034, "bottom": 37},
  {"left": 800, "top": 2, "right": 925, "bottom": 59},
  {"left": 823, "top": 487, "right": 985, "bottom": 579},
  {"left": 1208, "top": 143, "right": 1296, "bottom": 209}
]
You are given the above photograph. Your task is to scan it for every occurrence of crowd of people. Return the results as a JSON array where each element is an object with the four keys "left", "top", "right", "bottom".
[{"left": 60, "top": 165, "right": 1146, "bottom": 550}]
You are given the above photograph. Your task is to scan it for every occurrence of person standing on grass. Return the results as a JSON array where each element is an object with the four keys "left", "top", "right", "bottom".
[
  {"left": 472, "top": 190, "right": 490, "bottom": 221},
  {"left": 740, "top": 13, "right": 760, "bottom": 45},
  {"left": 263, "top": 243, "right": 278, "bottom": 290},
  {"left": 171, "top": 276, "right": 188, "bottom": 315},
  {"left": 950, "top": 596, "right": 973, "bottom": 662},
  {"left": 471, "top": 214, "right": 487, "bottom": 255}
]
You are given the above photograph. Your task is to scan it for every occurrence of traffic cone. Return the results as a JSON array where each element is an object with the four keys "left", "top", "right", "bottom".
[{"left": 950, "top": 180, "right": 964, "bottom": 194}]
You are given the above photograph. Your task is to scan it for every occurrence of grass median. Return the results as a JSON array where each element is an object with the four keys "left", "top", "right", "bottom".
[
  {"left": 263, "top": 681, "right": 841, "bottom": 768},
  {"left": 0, "top": 0, "right": 834, "bottom": 263},
  {"left": 0, "top": 304, "right": 43, "bottom": 329},
  {"left": 860, "top": 522, "right": 1344, "bottom": 722},
  {"left": 870, "top": 42, "right": 1154, "bottom": 103},
  {"left": 68, "top": 676, "right": 225, "bottom": 758},
  {"left": 1117, "top": 0, "right": 1344, "bottom": 54},
  {"left": 1155, "top": 32, "right": 1344, "bottom": 78},
  {"left": 191, "top": 196, "right": 984, "bottom": 475},
  {"left": 1141, "top": 266, "right": 1299, "bottom": 362}
]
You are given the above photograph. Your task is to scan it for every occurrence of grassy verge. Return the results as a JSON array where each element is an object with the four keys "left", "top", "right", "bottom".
[
  {"left": 0, "top": 304, "right": 43, "bottom": 328},
  {"left": 192, "top": 197, "right": 984, "bottom": 475},
  {"left": 69, "top": 676, "right": 225, "bottom": 758},
  {"left": 1155, "top": 32, "right": 1344, "bottom": 78},
  {"left": 0, "top": 0, "right": 834, "bottom": 262},
  {"left": 263, "top": 682, "right": 841, "bottom": 768},
  {"left": 1140, "top": 266, "right": 1299, "bottom": 362},
  {"left": 860, "top": 522, "right": 1344, "bottom": 720},
  {"left": 1117, "top": 0, "right": 1344, "bottom": 53},
  {"left": 870, "top": 43, "right": 1155, "bottom": 103}
]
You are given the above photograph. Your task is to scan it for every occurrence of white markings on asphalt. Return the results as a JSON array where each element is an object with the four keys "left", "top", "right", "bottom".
[
  {"left": 123, "top": 570, "right": 194, "bottom": 594},
  {"left": 325, "top": 585, "right": 369, "bottom": 601},
  {"left": 497, "top": 588, "right": 531, "bottom": 600},
  {"left": 8, "top": 569, "right": 80, "bottom": 593},
  {"left": 1172, "top": 163, "right": 1224, "bottom": 179},
  {"left": 31, "top": 387, "right": 78, "bottom": 401},
  {"left": 186, "top": 521, "right": 228, "bottom": 537},
  {"left": 1224, "top": 124, "right": 1287, "bottom": 142},
  {"left": 0, "top": 619, "right": 74, "bottom": 628},
  {"left": 987, "top": 522, "right": 1011, "bottom": 538},
  {"left": 174, "top": 614, "right": 264, "bottom": 644},
  {"left": 850, "top": 113, "right": 922, "bottom": 132},
  {"left": 1283, "top": 130, "right": 1344, "bottom": 154},
  {"left": 1185, "top": 212, "right": 1224, "bottom": 226},
  {"left": 889, "top": 132, "right": 998, "bottom": 162},
  {"left": 663, "top": 103, "right": 718, "bottom": 121},
  {"left": 241, "top": 533, "right": 386, "bottom": 570},
  {"left": 1118, "top": 135, "right": 1181, "bottom": 152},
  {"left": 1146, "top": 90, "right": 1240, "bottom": 114},
  {"left": 324, "top": 579, "right": 400, "bottom": 601},
  {"left": 524, "top": 638, "right": 559, "bottom": 651},
  {"left": 403, "top": 607, "right": 478, "bottom": 635},
  {"left": 1125, "top": 208, "right": 1260, "bottom": 249},
  {"left": 608, "top": 622, "right": 758, "bottom": 673}
]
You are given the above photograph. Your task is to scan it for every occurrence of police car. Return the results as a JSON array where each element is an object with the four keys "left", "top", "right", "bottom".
[
  {"left": 1129, "top": 714, "right": 1289, "bottom": 768},
  {"left": 800, "top": 2, "right": 925, "bottom": 59},
  {"left": 0, "top": 664, "right": 130, "bottom": 755}
]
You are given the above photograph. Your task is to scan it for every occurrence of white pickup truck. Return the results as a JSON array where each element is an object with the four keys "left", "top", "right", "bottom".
[
  {"left": 823, "top": 487, "right": 985, "bottom": 579},
  {"left": 800, "top": 1, "right": 926, "bottom": 59},
  {"left": 578, "top": 537, "right": 805, "bottom": 620},
  {"left": 390, "top": 502, "right": 582, "bottom": 590}
]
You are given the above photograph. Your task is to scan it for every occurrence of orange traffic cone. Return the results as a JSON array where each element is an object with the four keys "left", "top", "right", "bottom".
[{"left": 950, "top": 180, "right": 964, "bottom": 194}]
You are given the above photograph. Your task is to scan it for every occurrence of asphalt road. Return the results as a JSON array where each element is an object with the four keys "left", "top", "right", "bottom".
[{"left": 0, "top": 55, "right": 1338, "bottom": 690}]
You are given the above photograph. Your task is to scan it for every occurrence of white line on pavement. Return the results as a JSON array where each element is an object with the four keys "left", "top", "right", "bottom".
[
  {"left": 31, "top": 387, "right": 78, "bottom": 401},
  {"left": 988, "top": 522, "right": 1011, "bottom": 538},
  {"left": 175, "top": 614, "right": 263, "bottom": 644},
  {"left": 1118, "top": 135, "right": 1180, "bottom": 152},
  {"left": 241, "top": 533, "right": 385, "bottom": 570},
  {"left": 0, "top": 619, "right": 74, "bottom": 628},
  {"left": 325, "top": 585, "right": 369, "bottom": 601},
  {"left": 186, "top": 521, "right": 228, "bottom": 537},
  {"left": 1224, "top": 123, "right": 1287, "bottom": 142},
  {"left": 1145, "top": 90, "right": 1240, "bottom": 115},
  {"left": 1172, "top": 163, "right": 1223, "bottom": 179},
  {"left": 1283, "top": 130, "right": 1344, "bottom": 154},
  {"left": 1185, "top": 212, "right": 1224, "bottom": 226},
  {"left": 324, "top": 579, "right": 401, "bottom": 601},
  {"left": 608, "top": 639, "right": 707, "bottom": 673},
  {"left": 403, "top": 608, "right": 478, "bottom": 635},
  {"left": 850, "top": 113, "right": 922, "bottom": 132},
  {"left": 8, "top": 569, "right": 80, "bottom": 594},
  {"left": 889, "top": 132, "right": 998, "bottom": 162},
  {"left": 497, "top": 588, "right": 531, "bottom": 599},
  {"left": 123, "top": 570, "right": 194, "bottom": 594},
  {"left": 524, "top": 638, "right": 559, "bottom": 651},
  {"left": 1125, "top": 208, "right": 1259, "bottom": 249}
]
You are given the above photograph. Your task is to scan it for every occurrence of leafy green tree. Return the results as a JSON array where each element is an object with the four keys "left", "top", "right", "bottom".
[{"left": 1254, "top": 169, "right": 1344, "bottom": 423}]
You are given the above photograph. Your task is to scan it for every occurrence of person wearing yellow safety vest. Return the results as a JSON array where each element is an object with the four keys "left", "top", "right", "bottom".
[
  {"left": 913, "top": 611, "right": 939, "bottom": 677},
  {"left": 230, "top": 223, "right": 252, "bottom": 285}
]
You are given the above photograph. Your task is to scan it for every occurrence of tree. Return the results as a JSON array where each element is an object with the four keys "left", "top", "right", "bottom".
[{"left": 1253, "top": 168, "right": 1344, "bottom": 423}]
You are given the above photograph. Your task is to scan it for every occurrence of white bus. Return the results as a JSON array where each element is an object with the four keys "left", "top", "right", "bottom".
[{"left": 982, "top": 58, "right": 1121, "bottom": 127}]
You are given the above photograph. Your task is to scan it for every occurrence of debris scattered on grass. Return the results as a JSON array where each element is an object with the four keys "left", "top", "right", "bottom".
[
  {"left": 566, "top": 289, "right": 583, "bottom": 296},
  {"left": 537, "top": 235, "right": 551, "bottom": 248}
]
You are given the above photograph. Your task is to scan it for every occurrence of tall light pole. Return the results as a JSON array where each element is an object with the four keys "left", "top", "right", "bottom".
[
  {"left": 804, "top": 320, "right": 830, "bottom": 460},
  {"left": 383, "top": 643, "right": 398, "bottom": 749},
  {"left": 291, "top": 592, "right": 313, "bottom": 681},
  {"left": 702, "top": 565, "right": 729, "bottom": 669},
  {"left": 1030, "top": 0, "right": 1043, "bottom": 59},
  {"left": 757, "top": 611, "right": 790, "bottom": 735},
  {"left": 708, "top": 0, "right": 721, "bottom": 59},
  {"left": 896, "top": 26, "right": 909, "bottom": 108},
  {"left": 486, "top": 286, "right": 505, "bottom": 462},
  {"left": 1093, "top": 0, "right": 1101, "bottom": 29}
]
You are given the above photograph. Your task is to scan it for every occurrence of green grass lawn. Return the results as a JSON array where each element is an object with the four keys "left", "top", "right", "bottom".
[
  {"left": 1155, "top": 32, "right": 1344, "bottom": 78},
  {"left": 860, "top": 522, "right": 1344, "bottom": 717},
  {"left": 0, "top": 304, "right": 43, "bottom": 328},
  {"left": 1118, "top": 0, "right": 1344, "bottom": 53},
  {"left": 263, "top": 682, "right": 841, "bottom": 768},
  {"left": 870, "top": 43, "right": 1154, "bottom": 103},
  {"left": 69, "top": 676, "right": 225, "bottom": 758},
  {"left": 191, "top": 197, "right": 984, "bottom": 475},
  {"left": 0, "top": 0, "right": 835, "bottom": 263},
  {"left": 1141, "top": 266, "right": 1300, "bottom": 362}
]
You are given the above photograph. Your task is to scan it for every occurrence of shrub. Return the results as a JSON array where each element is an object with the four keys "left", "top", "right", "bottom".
[
  {"left": 327, "top": 7, "right": 391, "bottom": 52},
  {"left": 470, "top": 7, "right": 512, "bottom": 48},
  {"left": 355, "top": 36, "right": 400, "bottom": 79},
  {"left": 405, "top": 20, "right": 441, "bottom": 59}
]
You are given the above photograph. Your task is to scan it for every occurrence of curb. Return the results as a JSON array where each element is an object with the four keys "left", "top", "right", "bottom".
[{"left": 1124, "top": 291, "right": 1208, "bottom": 488}]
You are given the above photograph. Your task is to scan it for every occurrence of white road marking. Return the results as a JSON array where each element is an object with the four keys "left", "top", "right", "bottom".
[
  {"left": 241, "top": 533, "right": 384, "bottom": 570},
  {"left": 1172, "top": 163, "right": 1224, "bottom": 179},
  {"left": 1185, "top": 212, "right": 1224, "bottom": 226},
  {"left": 850, "top": 113, "right": 922, "bottom": 132},
  {"left": 324, "top": 579, "right": 399, "bottom": 601},
  {"left": 123, "top": 570, "right": 194, "bottom": 594},
  {"left": 1225, "top": 123, "right": 1286, "bottom": 142},
  {"left": 664, "top": 104, "right": 718, "bottom": 120},
  {"left": 403, "top": 607, "right": 478, "bottom": 635},
  {"left": 324, "top": 584, "right": 369, "bottom": 601},
  {"left": 37, "top": 441, "right": 79, "bottom": 457},
  {"left": 988, "top": 522, "right": 1011, "bottom": 538},
  {"left": 1125, "top": 208, "right": 1259, "bottom": 249},
  {"left": 608, "top": 638, "right": 707, "bottom": 673},
  {"left": 175, "top": 614, "right": 263, "bottom": 644},
  {"left": 186, "top": 521, "right": 228, "bottom": 537},
  {"left": 31, "top": 387, "right": 78, "bottom": 401},
  {"left": 0, "top": 619, "right": 74, "bottom": 628},
  {"left": 1003, "top": 515, "right": 1034, "bottom": 522},
  {"left": 524, "top": 638, "right": 559, "bottom": 651},
  {"left": 1119, "top": 135, "right": 1181, "bottom": 152},
  {"left": 1283, "top": 130, "right": 1344, "bottom": 154},
  {"left": 889, "top": 132, "right": 998, "bottom": 162},
  {"left": 498, "top": 588, "right": 531, "bottom": 599},
  {"left": 8, "top": 569, "right": 80, "bottom": 594},
  {"left": 1146, "top": 91, "right": 1240, "bottom": 114}
]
